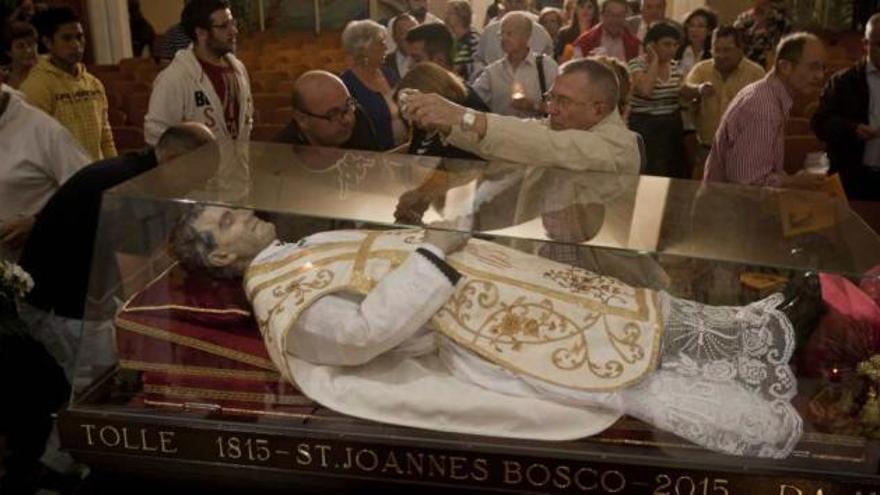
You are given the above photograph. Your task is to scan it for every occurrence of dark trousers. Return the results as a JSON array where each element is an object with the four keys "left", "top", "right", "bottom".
[
  {"left": 841, "top": 165, "right": 880, "bottom": 202},
  {"left": 629, "top": 112, "right": 688, "bottom": 179},
  {"left": 0, "top": 320, "right": 70, "bottom": 494}
]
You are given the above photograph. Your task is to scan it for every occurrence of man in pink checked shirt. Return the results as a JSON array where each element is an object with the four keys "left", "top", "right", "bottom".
[{"left": 703, "top": 32, "right": 828, "bottom": 189}]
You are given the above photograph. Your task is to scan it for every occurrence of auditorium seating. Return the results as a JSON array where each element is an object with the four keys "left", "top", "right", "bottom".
[{"left": 86, "top": 29, "right": 345, "bottom": 145}]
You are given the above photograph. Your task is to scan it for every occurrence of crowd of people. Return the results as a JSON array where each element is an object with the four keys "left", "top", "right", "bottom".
[{"left": 1, "top": 0, "right": 880, "bottom": 492}]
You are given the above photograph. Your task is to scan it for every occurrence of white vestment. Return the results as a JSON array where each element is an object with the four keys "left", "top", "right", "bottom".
[{"left": 245, "top": 231, "right": 802, "bottom": 458}]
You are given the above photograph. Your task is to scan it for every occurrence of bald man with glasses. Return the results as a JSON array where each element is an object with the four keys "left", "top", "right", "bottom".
[{"left": 275, "top": 71, "right": 380, "bottom": 150}]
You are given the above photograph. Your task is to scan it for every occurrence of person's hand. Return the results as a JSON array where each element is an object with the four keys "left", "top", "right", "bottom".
[
  {"left": 511, "top": 96, "right": 538, "bottom": 113},
  {"left": 395, "top": 189, "right": 432, "bottom": 225},
  {"left": 698, "top": 82, "right": 715, "bottom": 98},
  {"left": 423, "top": 220, "right": 470, "bottom": 255},
  {"left": 0, "top": 215, "right": 35, "bottom": 250},
  {"left": 405, "top": 93, "right": 467, "bottom": 135},
  {"left": 782, "top": 172, "right": 828, "bottom": 191},
  {"left": 856, "top": 124, "right": 879, "bottom": 141},
  {"left": 644, "top": 43, "right": 658, "bottom": 64}
]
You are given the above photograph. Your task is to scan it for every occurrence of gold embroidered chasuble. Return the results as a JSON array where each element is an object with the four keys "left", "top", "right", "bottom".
[{"left": 245, "top": 230, "right": 663, "bottom": 391}]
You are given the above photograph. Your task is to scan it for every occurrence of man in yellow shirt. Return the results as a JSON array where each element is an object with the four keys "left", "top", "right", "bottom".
[
  {"left": 684, "top": 26, "right": 765, "bottom": 167},
  {"left": 20, "top": 7, "right": 116, "bottom": 160}
]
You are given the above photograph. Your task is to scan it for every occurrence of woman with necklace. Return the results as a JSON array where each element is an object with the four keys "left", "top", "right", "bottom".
[{"left": 340, "top": 20, "right": 407, "bottom": 151}]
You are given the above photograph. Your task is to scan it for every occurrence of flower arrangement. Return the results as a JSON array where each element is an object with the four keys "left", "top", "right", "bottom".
[{"left": 0, "top": 259, "right": 34, "bottom": 301}]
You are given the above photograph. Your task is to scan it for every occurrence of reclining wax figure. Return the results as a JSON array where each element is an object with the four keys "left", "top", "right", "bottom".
[{"left": 170, "top": 205, "right": 803, "bottom": 458}]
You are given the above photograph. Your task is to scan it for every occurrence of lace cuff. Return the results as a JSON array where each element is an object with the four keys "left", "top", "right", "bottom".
[{"left": 622, "top": 292, "right": 802, "bottom": 458}]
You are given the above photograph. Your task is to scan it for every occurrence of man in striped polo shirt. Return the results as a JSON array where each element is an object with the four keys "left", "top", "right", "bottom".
[{"left": 704, "top": 32, "right": 827, "bottom": 188}]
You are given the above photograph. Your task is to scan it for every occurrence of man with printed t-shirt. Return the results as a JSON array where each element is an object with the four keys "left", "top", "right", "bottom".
[{"left": 145, "top": 0, "right": 254, "bottom": 145}]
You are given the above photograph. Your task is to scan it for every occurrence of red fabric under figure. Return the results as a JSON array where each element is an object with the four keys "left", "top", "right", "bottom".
[{"left": 115, "top": 264, "right": 316, "bottom": 413}]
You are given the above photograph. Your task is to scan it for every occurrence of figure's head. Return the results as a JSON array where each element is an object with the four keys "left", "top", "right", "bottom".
[
  {"left": 682, "top": 7, "right": 717, "bottom": 50},
  {"left": 599, "top": 0, "right": 628, "bottom": 37},
  {"left": 571, "top": 0, "right": 599, "bottom": 29},
  {"left": 33, "top": 7, "right": 83, "bottom": 67},
  {"left": 181, "top": 0, "right": 237, "bottom": 58},
  {"left": 538, "top": 7, "right": 564, "bottom": 40},
  {"left": 592, "top": 55, "right": 630, "bottom": 117},
  {"left": 865, "top": 13, "right": 880, "bottom": 71},
  {"left": 547, "top": 58, "right": 618, "bottom": 131},
  {"left": 774, "top": 32, "right": 826, "bottom": 98},
  {"left": 503, "top": 0, "right": 530, "bottom": 13},
  {"left": 342, "top": 19, "right": 387, "bottom": 68},
  {"left": 398, "top": 62, "right": 467, "bottom": 107},
  {"left": 639, "top": 0, "right": 665, "bottom": 24},
  {"left": 291, "top": 70, "right": 357, "bottom": 147},
  {"left": 644, "top": 21, "right": 681, "bottom": 63},
  {"left": 711, "top": 25, "right": 745, "bottom": 74},
  {"left": 390, "top": 13, "right": 417, "bottom": 54},
  {"left": 3, "top": 22, "right": 38, "bottom": 72},
  {"left": 406, "top": 0, "right": 429, "bottom": 20},
  {"left": 405, "top": 23, "right": 454, "bottom": 69},
  {"left": 171, "top": 206, "right": 277, "bottom": 279},
  {"left": 444, "top": 0, "right": 473, "bottom": 35},
  {"left": 500, "top": 11, "right": 532, "bottom": 58}
]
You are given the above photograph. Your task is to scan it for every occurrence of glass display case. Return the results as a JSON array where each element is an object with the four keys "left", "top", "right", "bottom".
[{"left": 60, "top": 141, "right": 880, "bottom": 494}]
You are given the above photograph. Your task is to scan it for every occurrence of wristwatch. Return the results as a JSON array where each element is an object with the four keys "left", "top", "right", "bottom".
[{"left": 461, "top": 108, "right": 477, "bottom": 132}]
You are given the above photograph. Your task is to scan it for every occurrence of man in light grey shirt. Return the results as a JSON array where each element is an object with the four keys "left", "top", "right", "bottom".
[
  {"left": 473, "top": 12, "right": 558, "bottom": 118},
  {"left": 474, "top": 0, "right": 553, "bottom": 80}
]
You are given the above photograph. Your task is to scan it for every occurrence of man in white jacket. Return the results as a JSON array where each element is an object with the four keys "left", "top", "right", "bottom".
[
  {"left": 145, "top": 0, "right": 253, "bottom": 145},
  {"left": 0, "top": 84, "right": 89, "bottom": 261}
]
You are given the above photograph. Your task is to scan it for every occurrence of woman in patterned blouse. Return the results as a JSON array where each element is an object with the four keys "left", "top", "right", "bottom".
[{"left": 733, "top": 0, "right": 792, "bottom": 69}]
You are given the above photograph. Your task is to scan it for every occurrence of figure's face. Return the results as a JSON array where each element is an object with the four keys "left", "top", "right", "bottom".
[
  {"left": 9, "top": 36, "right": 37, "bottom": 70},
  {"left": 540, "top": 12, "right": 563, "bottom": 39},
  {"left": 364, "top": 34, "right": 388, "bottom": 66},
  {"left": 866, "top": 24, "right": 880, "bottom": 71},
  {"left": 192, "top": 207, "right": 276, "bottom": 268},
  {"left": 712, "top": 35, "right": 743, "bottom": 73},
  {"left": 408, "top": 40, "right": 429, "bottom": 64},
  {"left": 203, "top": 8, "right": 238, "bottom": 56},
  {"left": 652, "top": 36, "right": 679, "bottom": 63},
  {"left": 641, "top": 0, "right": 665, "bottom": 23},
  {"left": 779, "top": 39, "right": 826, "bottom": 97},
  {"left": 686, "top": 14, "right": 709, "bottom": 47},
  {"left": 601, "top": 2, "right": 627, "bottom": 37},
  {"left": 393, "top": 17, "right": 417, "bottom": 50},
  {"left": 46, "top": 22, "right": 84, "bottom": 66},
  {"left": 297, "top": 84, "right": 357, "bottom": 147},
  {"left": 407, "top": 0, "right": 428, "bottom": 18},
  {"left": 546, "top": 72, "right": 606, "bottom": 131},
  {"left": 500, "top": 20, "right": 529, "bottom": 56},
  {"left": 577, "top": 1, "right": 596, "bottom": 24}
]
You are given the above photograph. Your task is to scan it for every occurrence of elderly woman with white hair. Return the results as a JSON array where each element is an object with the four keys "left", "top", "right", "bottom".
[{"left": 340, "top": 20, "right": 406, "bottom": 150}]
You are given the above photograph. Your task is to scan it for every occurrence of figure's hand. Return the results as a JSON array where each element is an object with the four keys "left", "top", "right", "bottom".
[
  {"left": 511, "top": 96, "right": 539, "bottom": 113},
  {"left": 644, "top": 43, "right": 658, "bottom": 64},
  {"left": 405, "top": 93, "right": 467, "bottom": 135},
  {"left": 395, "top": 189, "right": 432, "bottom": 225},
  {"left": 698, "top": 82, "right": 715, "bottom": 98},
  {"left": 423, "top": 220, "right": 470, "bottom": 255},
  {"left": 856, "top": 124, "right": 879, "bottom": 141},
  {"left": 0, "top": 215, "right": 35, "bottom": 250}
]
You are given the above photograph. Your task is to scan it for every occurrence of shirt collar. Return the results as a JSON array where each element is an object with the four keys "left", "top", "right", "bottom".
[{"left": 503, "top": 53, "right": 535, "bottom": 70}]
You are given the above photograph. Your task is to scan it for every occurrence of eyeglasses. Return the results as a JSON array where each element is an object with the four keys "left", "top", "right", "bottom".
[
  {"left": 297, "top": 97, "right": 357, "bottom": 123},
  {"left": 543, "top": 91, "right": 594, "bottom": 111},
  {"left": 211, "top": 19, "right": 238, "bottom": 31}
]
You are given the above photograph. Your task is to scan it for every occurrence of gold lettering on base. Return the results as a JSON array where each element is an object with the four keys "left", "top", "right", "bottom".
[
  {"left": 314, "top": 444, "right": 332, "bottom": 468},
  {"left": 574, "top": 467, "right": 599, "bottom": 491},
  {"left": 779, "top": 485, "right": 803, "bottom": 495},
  {"left": 295, "top": 443, "right": 312, "bottom": 466},
  {"left": 80, "top": 424, "right": 97, "bottom": 446},
  {"left": 354, "top": 449, "right": 379, "bottom": 472},
  {"left": 503, "top": 460, "right": 522, "bottom": 485},
  {"left": 382, "top": 450, "right": 405, "bottom": 475},
  {"left": 448, "top": 456, "right": 468, "bottom": 481},
  {"left": 472, "top": 458, "right": 489, "bottom": 482},
  {"left": 526, "top": 463, "right": 552, "bottom": 487},
  {"left": 158, "top": 431, "right": 177, "bottom": 454}
]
